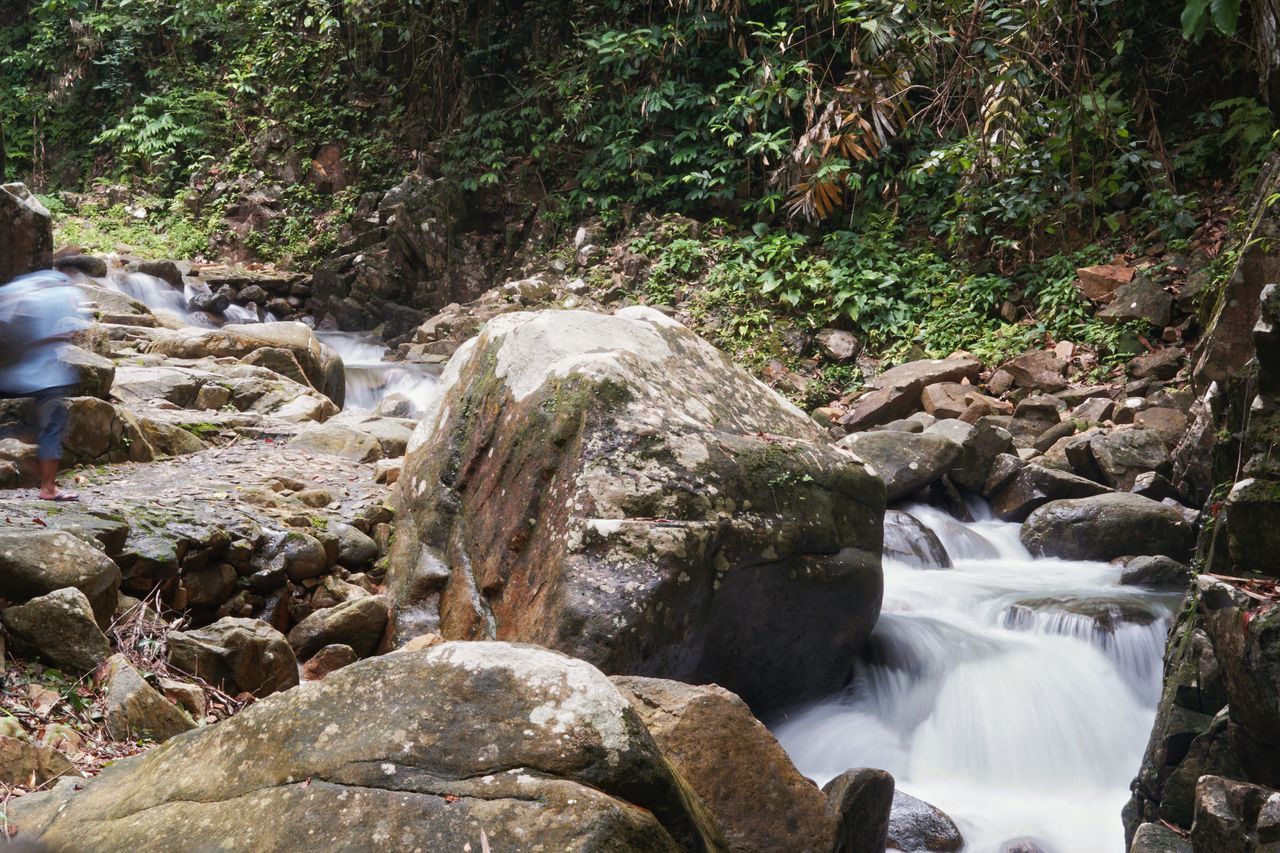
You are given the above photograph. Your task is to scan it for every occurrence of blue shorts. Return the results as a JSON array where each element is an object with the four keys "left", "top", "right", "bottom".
[{"left": 0, "top": 386, "right": 72, "bottom": 461}]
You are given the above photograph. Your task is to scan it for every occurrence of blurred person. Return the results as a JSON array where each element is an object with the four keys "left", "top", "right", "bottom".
[{"left": 0, "top": 269, "right": 89, "bottom": 501}]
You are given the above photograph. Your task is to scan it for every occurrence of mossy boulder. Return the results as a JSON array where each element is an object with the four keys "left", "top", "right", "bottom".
[
  {"left": 8, "top": 642, "right": 720, "bottom": 851},
  {"left": 386, "top": 308, "right": 884, "bottom": 712}
]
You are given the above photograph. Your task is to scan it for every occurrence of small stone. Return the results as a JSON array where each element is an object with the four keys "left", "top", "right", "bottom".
[
  {"left": 1076, "top": 264, "right": 1135, "bottom": 302},
  {"left": 816, "top": 329, "right": 861, "bottom": 362},
  {"left": 301, "top": 644, "right": 359, "bottom": 680},
  {"left": 287, "top": 595, "right": 389, "bottom": 659}
]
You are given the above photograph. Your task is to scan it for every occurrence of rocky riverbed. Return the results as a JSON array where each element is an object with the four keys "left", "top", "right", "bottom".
[{"left": 2, "top": 176, "right": 1279, "bottom": 853}]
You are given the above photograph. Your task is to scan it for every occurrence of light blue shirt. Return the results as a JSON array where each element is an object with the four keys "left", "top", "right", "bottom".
[{"left": 0, "top": 271, "right": 90, "bottom": 394}]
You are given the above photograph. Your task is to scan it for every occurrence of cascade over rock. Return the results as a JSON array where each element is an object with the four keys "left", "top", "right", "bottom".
[{"left": 386, "top": 307, "right": 885, "bottom": 712}]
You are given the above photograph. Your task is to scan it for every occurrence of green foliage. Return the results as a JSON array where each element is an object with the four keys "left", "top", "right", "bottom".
[
  {"left": 46, "top": 193, "right": 222, "bottom": 259},
  {"left": 631, "top": 218, "right": 1143, "bottom": 373}
]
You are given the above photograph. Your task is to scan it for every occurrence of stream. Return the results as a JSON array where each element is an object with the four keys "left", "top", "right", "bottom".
[
  {"left": 98, "top": 266, "right": 1166, "bottom": 851},
  {"left": 775, "top": 501, "right": 1175, "bottom": 852},
  {"left": 96, "top": 269, "right": 439, "bottom": 414}
]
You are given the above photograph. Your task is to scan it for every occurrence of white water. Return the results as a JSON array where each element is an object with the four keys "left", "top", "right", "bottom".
[
  {"left": 316, "top": 331, "right": 439, "bottom": 414},
  {"left": 776, "top": 501, "right": 1175, "bottom": 853},
  {"left": 95, "top": 270, "right": 438, "bottom": 413}
]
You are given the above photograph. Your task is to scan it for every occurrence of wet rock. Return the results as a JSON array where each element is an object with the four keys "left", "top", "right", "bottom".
[
  {"left": 1, "top": 588, "right": 110, "bottom": 675},
  {"left": 168, "top": 617, "right": 299, "bottom": 698},
  {"left": 1130, "top": 822, "right": 1191, "bottom": 853},
  {"left": 823, "top": 767, "right": 894, "bottom": 853},
  {"left": 101, "top": 654, "right": 196, "bottom": 743},
  {"left": 1021, "top": 492, "right": 1195, "bottom": 561},
  {"left": 1199, "top": 578, "right": 1280, "bottom": 757},
  {"left": 0, "top": 530, "right": 121, "bottom": 626},
  {"left": 928, "top": 417, "right": 1015, "bottom": 492},
  {"left": 839, "top": 357, "right": 982, "bottom": 431},
  {"left": 0, "top": 183, "right": 53, "bottom": 282},
  {"left": 883, "top": 511, "right": 951, "bottom": 569},
  {"left": 838, "top": 431, "right": 962, "bottom": 503},
  {"left": 180, "top": 563, "right": 237, "bottom": 608},
  {"left": 887, "top": 790, "right": 964, "bottom": 852},
  {"left": 1132, "top": 470, "right": 1181, "bottom": 502},
  {"left": 1207, "top": 479, "right": 1280, "bottom": 577},
  {"left": 0, "top": 736, "right": 82, "bottom": 787},
  {"left": 300, "top": 643, "right": 359, "bottom": 680},
  {"left": 997, "top": 351, "right": 1068, "bottom": 392},
  {"left": 53, "top": 252, "right": 107, "bottom": 278},
  {"left": 10, "top": 642, "right": 719, "bottom": 851},
  {"left": 1120, "top": 555, "right": 1192, "bottom": 588},
  {"left": 387, "top": 308, "right": 884, "bottom": 713},
  {"left": 287, "top": 594, "right": 388, "bottom": 659},
  {"left": 613, "top": 675, "right": 835, "bottom": 852},
  {"left": 1191, "top": 775, "right": 1280, "bottom": 853},
  {"left": 1099, "top": 277, "right": 1174, "bottom": 327},
  {"left": 988, "top": 464, "right": 1111, "bottom": 522}
]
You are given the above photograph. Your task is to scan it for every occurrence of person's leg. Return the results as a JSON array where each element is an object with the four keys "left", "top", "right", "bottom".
[{"left": 32, "top": 387, "right": 75, "bottom": 500}]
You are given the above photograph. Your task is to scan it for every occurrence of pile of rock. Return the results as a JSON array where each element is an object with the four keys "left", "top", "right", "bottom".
[
  {"left": 1124, "top": 285, "right": 1280, "bottom": 853},
  {"left": 813, "top": 342, "right": 1198, "bottom": 564}
]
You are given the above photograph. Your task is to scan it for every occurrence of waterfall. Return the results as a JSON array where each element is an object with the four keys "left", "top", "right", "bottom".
[
  {"left": 774, "top": 502, "right": 1174, "bottom": 852},
  {"left": 315, "top": 331, "right": 439, "bottom": 414},
  {"left": 90, "top": 269, "right": 438, "bottom": 414}
]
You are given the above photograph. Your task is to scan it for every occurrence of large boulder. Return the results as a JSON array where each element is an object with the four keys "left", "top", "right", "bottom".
[
  {"left": 386, "top": 308, "right": 884, "bottom": 712},
  {"left": 613, "top": 676, "right": 836, "bottom": 852},
  {"left": 0, "top": 183, "right": 53, "bottom": 284},
  {"left": 1020, "top": 492, "right": 1195, "bottom": 561},
  {"left": 0, "top": 530, "right": 121, "bottom": 626},
  {"left": 147, "top": 323, "right": 345, "bottom": 406},
  {"left": 9, "top": 642, "right": 721, "bottom": 851},
  {"left": 837, "top": 431, "right": 961, "bottom": 503},
  {"left": 0, "top": 588, "right": 110, "bottom": 675},
  {"left": 838, "top": 357, "right": 982, "bottom": 431},
  {"left": 167, "top": 617, "right": 299, "bottom": 698}
]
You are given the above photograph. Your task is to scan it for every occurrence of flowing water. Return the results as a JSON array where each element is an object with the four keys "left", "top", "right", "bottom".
[
  {"left": 775, "top": 501, "right": 1176, "bottom": 853},
  {"left": 94, "top": 270, "right": 438, "bottom": 413},
  {"left": 315, "top": 331, "right": 439, "bottom": 414}
]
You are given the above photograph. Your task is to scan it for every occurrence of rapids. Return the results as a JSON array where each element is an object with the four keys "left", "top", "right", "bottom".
[
  {"left": 775, "top": 500, "right": 1176, "bottom": 853},
  {"left": 94, "top": 268, "right": 438, "bottom": 413}
]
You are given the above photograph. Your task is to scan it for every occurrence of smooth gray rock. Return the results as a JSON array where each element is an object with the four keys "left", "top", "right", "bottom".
[{"left": 1020, "top": 492, "right": 1195, "bottom": 561}]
